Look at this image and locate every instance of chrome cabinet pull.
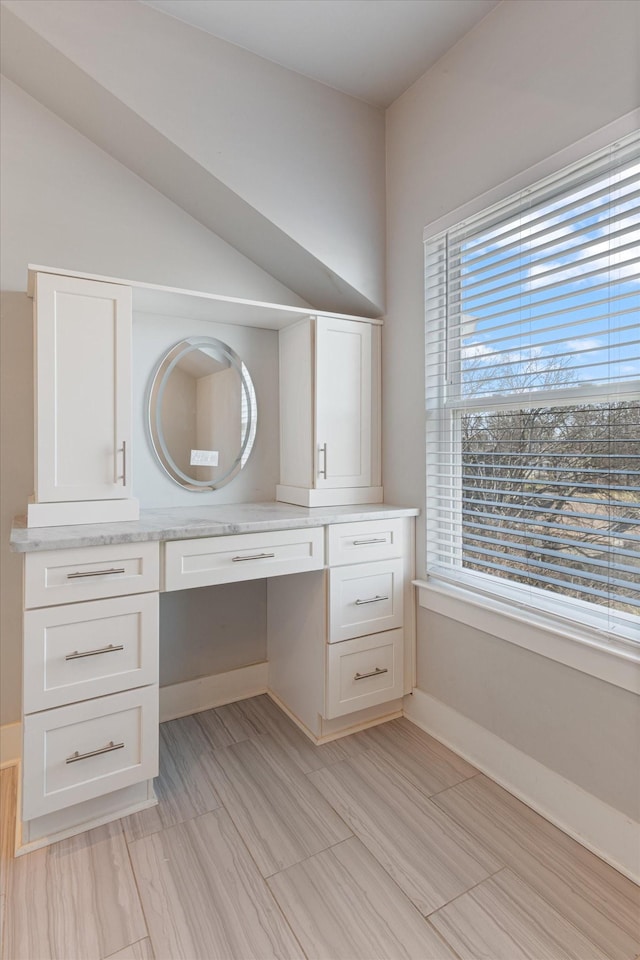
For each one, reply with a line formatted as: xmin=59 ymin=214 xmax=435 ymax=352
xmin=65 ymin=643 xmax=124 ymax=661
xmin=67 ymin=568 xmax=125 ymax=580
xmin=353 ymin=537 xmax=388 ymax=545
xmin=231 ymin=552 xmax=276 ymax=562
xmin=318 ymin=442 xmax=327 ymax=479
xmin=118 ymin=440 xmax=127 ymax=487
xmin=354 ymin=667 xmax=388 ymax=681
xmin=354 ymin=595 xmax=389 ymax=605
xmin=66 ymin=740 xmax=124 ymax=764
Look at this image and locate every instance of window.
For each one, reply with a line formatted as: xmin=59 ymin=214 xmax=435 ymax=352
xmin=424 ymin=132 xmax=640 ymax=644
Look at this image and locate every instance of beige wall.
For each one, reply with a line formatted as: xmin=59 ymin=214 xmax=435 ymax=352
xmin=418 ymin=609 xmax=640 ymax=821
xmin=384 ymin=0 xmax=640 ymax=817
xmin=0 ymin=79 xmax=301 ymax=725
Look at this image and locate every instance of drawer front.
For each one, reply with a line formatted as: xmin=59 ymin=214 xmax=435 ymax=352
xmin=325 ymin=629 xmax=403 ymax=719
xmin=23 ymin=593 xmax=159 ymax=713
xmin=22 ymin=686 xmax=158 ymax=821
xmin=163 ymin=528 xmax=325 ymax=590
xmin=327 ymin=519 xmax=405 ymax=566
xmin=329 ymin=558 xmax=403 ymax=643
xmin=25 ymin=542 xmax=160 ymax=609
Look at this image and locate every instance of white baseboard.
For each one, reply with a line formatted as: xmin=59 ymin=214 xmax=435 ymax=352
xmin=0 ymin=721 xmax=21 ymax=768
xmin=403 ymin=688 xmax=640 ymax=884
xmin=159 ymin=662 xmax=268 ymax=722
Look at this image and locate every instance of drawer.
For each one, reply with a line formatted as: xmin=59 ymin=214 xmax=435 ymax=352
xmin=328 ymin=558 xmax=403 ymax=643
xmin=163 ymin=528 xmax=325 ymax=590
xmin=327 ymin=519 xmax=405 ymax=565
xmin=25 ymin=542 xmax=159 ymax=609
xmin=22 ymin=685 xmax=158 ymax=821
xmin=325 ymin=629 xmax=403 ymax=719
xmin=23 ymin=593 xmax=159 ymax=713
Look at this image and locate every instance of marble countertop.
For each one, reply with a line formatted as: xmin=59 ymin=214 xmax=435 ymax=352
xmin=10 ymin=502 xmax=419 ymax=552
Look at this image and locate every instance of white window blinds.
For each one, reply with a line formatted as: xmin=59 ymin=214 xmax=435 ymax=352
xmin=425 ymin=131 xmax=640 ymax=640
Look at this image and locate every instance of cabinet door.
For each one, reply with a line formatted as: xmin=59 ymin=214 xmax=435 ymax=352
xmin=35 ymin=273 xmax=132 ymax=503
xmin=315 ymin=317 xmax=372 ymax=489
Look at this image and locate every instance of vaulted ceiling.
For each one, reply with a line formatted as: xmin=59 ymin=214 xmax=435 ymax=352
xmin=1 ymin=0 xmax=498 ymax=314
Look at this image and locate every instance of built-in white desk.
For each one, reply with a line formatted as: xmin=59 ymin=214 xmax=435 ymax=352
xmin=10 ymin=502 xmax=418 ymax=852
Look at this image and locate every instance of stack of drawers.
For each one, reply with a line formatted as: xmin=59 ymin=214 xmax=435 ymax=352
xmin=21 ymin=542 xmax=159 ymax=823
xmin=325 ymin=519 xmax=405 ymax=719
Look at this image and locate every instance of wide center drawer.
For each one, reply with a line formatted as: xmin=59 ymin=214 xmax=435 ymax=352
xmin=23 ymin=593 xmax=159 ymax=713
xmin=163 ymin=527 xmax=325 ymax=590
xmin=22 ymin=685 xmax=158 ymax=821
xmin=25 ymin=542 xmax=160 ymax=609
xmin=328 ymin=558 xmax=404 ymax=643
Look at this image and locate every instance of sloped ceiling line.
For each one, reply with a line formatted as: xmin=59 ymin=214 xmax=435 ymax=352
xmin=0 ymin=3 xmax=382 ymax=315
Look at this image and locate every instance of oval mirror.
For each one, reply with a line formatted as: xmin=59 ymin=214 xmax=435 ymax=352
xmin=148 ymin=337 xmax=257 ymax=490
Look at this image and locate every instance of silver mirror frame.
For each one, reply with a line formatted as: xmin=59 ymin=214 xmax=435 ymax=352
xmin=147 ymin=336 xmax=257 ymax=491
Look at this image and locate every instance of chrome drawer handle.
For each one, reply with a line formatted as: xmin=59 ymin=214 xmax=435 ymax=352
xmin=66 ymin=740 xmax=124 ymax=764
xmin=232 ymin=552 xmax=276 ymax=562
xmin=354 ymin=595 xmax=389 ymax=605
xmin=67 ymin=568 xmax=125 ymax=580
xmin=352 ymin=538 xmax=388 ymax=545
xmin=65 ymin=643 xmax=124 ymax=661
xmin=354 ymin=667 xmax=388 ymax=681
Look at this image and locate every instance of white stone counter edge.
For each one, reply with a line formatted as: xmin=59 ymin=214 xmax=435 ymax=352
xmin=10 ymin=502 xmax=420 ymax=553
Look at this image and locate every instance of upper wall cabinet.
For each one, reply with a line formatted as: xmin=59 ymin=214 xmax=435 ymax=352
xmin=27 ymin=273 xmax=139 ymax=527
xmin=277 ymin=316 xmax=382 ymax=507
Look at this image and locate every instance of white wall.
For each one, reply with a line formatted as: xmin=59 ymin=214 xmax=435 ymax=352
xmin=2 ymin=0 xmax=386 ymax=313
xmin=384 ymin=0 xmax=640 ymax=818
xmin=0 ymin=78 xmax=307 ymax=726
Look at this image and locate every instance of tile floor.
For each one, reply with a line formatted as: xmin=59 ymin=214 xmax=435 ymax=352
xmin=1 ymin=694 xmax=638 ymax=959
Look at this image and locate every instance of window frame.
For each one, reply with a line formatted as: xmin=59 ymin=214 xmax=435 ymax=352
xmin=421 ymin=119 xmax=640 ymax=676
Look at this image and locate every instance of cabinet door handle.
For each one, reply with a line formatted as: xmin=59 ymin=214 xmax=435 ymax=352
xmin=318 ymin=442 xmax=327 ymax=479
xmin=118 ymin=440 xmax=127 ymax=487
xmin=67 ymin=568 xmax=126 ymax=580
xmin=66 ymin=740 xmax=125 ymax=764
xmin=354 ymin=595 xmax=389 ymax=605
xmin=354 ymin=667 xmax=388 ymax=681
xmin=231 ymin=552 xmax=276 ymax=562
xmin=353 ymin=537 xmax=387 ymax=545
xmin=65 ymin=643 xmax=124 ymax=661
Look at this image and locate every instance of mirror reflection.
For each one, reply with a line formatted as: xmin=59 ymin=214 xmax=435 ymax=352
xmin=148 ymin=337 xmax=257 ymax=490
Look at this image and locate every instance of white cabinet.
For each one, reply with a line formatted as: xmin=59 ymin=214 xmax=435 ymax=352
xmin=27 ymin=272 xmax=139 ymax=527
xmin=267 ymin=516 xmax=415 ymax=737
xmin=20 ymin=542 xmax=159 ymax=851
xmin=277 ymin=316 xmax=382 ymax=507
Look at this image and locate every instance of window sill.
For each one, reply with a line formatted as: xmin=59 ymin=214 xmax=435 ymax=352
xmin=415 ymin=578 xmax=640 ymax=695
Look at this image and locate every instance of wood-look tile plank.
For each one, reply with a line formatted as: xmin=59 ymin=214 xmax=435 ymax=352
xmin=129 ymin=808 xmax=303 ymax=960
xmin=359 ymin=717 xmax=478 ymax=796
xmin=430 ymin=867 xmax=609 ymax=959
xmin=436 ymin=869 xmax=607 ymax=960
xmin=122 ymin=714 xmax=221 ymax=842
xmin=268 ymin=836 xmax=458 ymax=959
xmin=192 ymin=703 xmax=257 ymax=748
xmin=433 ymin=775 xmax=640 ymax=960
xmin=212 ymin=734 xmax=352 ymax=876
xmin=0 ymin=766 xmax=17 ymax=899
xmin=0 ymin=893 xmax=5 ymax=960
xmin=5 ymin=821 xmax=146 ymax=960
xmin=103 ymin=937 xmax=155 ymax=960
xmin=222 ymin=694 xmax=367 ymax=772
xmin=308 ymin=752 xmax=502 ymax=915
